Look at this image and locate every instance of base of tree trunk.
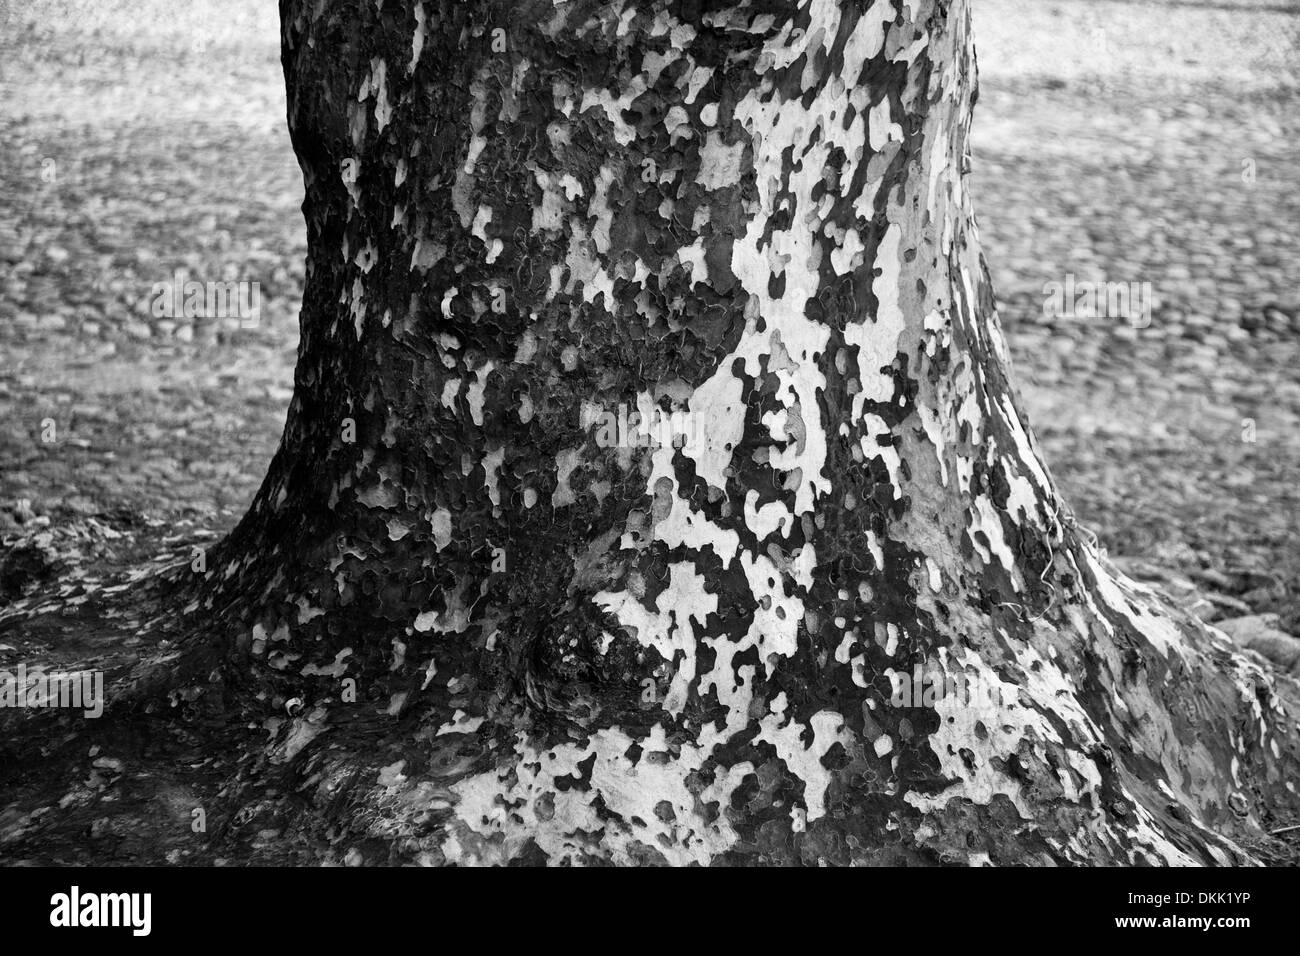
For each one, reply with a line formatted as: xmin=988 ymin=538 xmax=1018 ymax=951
xmin=1 ymin=515 xmax=1298 ymax=866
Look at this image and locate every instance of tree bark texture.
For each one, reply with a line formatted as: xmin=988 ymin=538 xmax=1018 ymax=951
xmin=72 ymin=0 xmax=1300 ymax=864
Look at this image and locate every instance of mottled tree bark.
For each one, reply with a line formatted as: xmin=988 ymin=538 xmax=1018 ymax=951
xmin=29 ymin=0 xmax=1299 ymax=865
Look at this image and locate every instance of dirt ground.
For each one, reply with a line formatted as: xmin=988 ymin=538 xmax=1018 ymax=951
xmin=1 ymin=0 xmax=1298 ymax=635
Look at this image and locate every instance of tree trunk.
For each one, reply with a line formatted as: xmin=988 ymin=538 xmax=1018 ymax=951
xmin=5 ymin=0 xmax=1299 ymax=866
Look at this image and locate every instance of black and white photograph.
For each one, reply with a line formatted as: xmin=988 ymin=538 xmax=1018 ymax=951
xmin=0 ymin=0 xmax=1297 ymax=931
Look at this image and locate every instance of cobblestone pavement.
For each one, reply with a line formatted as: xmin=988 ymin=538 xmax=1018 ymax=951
xmin=1 ymin=0 xmax=1299 ymax=628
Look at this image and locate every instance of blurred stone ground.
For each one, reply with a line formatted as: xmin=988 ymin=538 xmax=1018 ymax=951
xmin=1 ymin=0 xmax=1298 ymax=632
